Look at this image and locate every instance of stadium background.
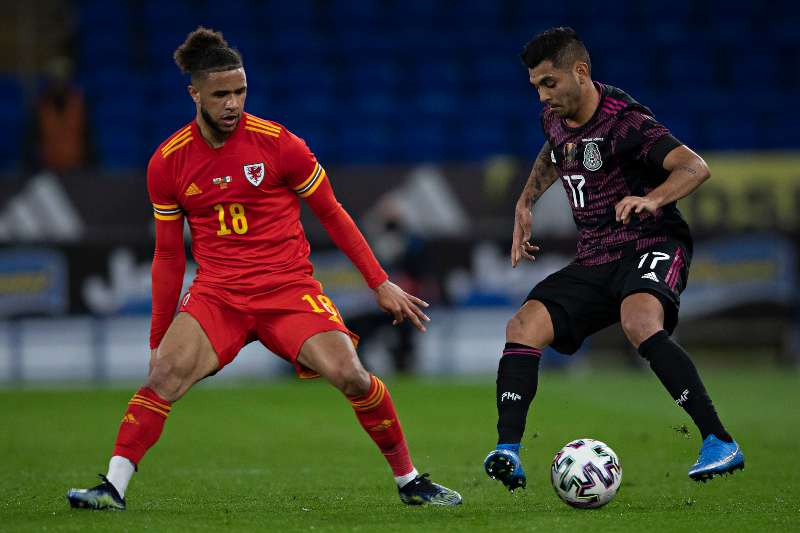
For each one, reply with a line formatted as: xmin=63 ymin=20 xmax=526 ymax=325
xmin=1 ymin=2 xmax=799 ymax=531
xmin=0 ymin=0 xmax=798 ymax=382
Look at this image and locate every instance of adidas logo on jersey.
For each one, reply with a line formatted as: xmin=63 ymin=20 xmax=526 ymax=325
xmin=641 ymin=272 xmax=660 ymax=282
xmin=185 ymin=182 xmax=203 ymax=196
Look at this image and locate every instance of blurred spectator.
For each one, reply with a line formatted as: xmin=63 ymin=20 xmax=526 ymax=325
xmin=348 ymin=216 xmax=434 ymax=374
xmin=33 ymin=56 xmax=89 ymax=174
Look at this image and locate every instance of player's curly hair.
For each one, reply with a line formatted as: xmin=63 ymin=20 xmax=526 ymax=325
xmin=173 ymin=26 xmax=243 ymax=79
xmin=520 ymin=27 xmax=591 ymax=73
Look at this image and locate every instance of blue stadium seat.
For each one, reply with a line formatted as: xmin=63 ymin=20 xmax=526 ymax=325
xmin=704 ymin=112 xmax=759 ymax=151
xmin=334 ymin=122 xmax=393 ymax=164
xmin=72 ymin=0 xmax=797 ymax=166
xmin=760 ymin=111 xmax=795 ymax=150
xmin=345 ymin=64 xmax=400 ymax=93
xmin=0 ymin=76 xmax=22 ymax=171
xmin=256 ymin=0 xmax=317 ymax=27
xmin=457 ymin=113 xmax=514 ymax=161
xmin=661 ymin=45 xmax=715 ymax=89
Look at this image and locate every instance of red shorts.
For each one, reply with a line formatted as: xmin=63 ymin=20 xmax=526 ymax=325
xmin=179 ymin=278 xmax=358 ymax=378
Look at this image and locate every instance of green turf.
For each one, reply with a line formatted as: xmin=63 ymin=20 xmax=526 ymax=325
xmin=1 ymin=369 xmax=797 ymax=532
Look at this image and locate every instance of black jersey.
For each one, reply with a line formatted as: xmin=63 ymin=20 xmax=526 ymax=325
xmin=541 ymin=82 xmax=692 ymax=265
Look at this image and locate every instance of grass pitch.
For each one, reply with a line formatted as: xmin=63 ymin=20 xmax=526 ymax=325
xmin=1 ymin=368 xmax=797 ymax=532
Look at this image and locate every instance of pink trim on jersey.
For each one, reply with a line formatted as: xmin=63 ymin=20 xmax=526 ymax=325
xmin=665 ymin=247 xmax=686 ymax=289
xmin=605 ymin=97 xmax=627 ymax=107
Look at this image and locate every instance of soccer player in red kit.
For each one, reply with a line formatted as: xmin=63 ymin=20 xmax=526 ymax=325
xmin=67 ymin=27 xmax=461 ymax=509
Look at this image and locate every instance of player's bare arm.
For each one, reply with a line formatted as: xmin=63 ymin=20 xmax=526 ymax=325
xmin=512 ymin=141 xmax=559 ymax=267
xmin=615 ymin=145 xmax=710 ymax=224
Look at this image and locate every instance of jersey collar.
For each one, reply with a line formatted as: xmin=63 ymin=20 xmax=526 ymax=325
xmin=192 ymin=114 xmax=245 ymax=155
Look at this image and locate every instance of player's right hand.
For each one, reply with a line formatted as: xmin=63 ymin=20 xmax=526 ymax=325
xmin=373 ymin=280 xmax=431 ymax=332
xmin=511 ymin=204 xmax=540 ymax=267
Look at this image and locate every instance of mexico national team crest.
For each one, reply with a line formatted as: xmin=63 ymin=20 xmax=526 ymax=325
xmin=583 ymin=142 xmax=602 ymax=171
xmin=243 ymin=162 xmax=265 ymax=187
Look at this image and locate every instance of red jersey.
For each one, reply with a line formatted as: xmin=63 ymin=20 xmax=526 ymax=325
xmin=149 ymin=113 xmax=330 ymax=292
xmin=146 ymin=113 xmax=387 ymax=348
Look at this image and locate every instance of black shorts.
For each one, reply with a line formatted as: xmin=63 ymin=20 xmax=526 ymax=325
xmin=526 ymin=240 xmax=690 ymax=355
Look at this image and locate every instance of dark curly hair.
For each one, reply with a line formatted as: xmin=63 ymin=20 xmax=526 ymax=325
xmin=520 ymin=27 xmax=591 ymax=74
xmin=173 ymin=26 xmax=243 ymax=80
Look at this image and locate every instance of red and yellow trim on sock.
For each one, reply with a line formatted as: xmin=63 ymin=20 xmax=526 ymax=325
xmin=128 ymin=393 xmax=172 ymax=418
xmin=349 ymin=375 xmax=387 ymax=413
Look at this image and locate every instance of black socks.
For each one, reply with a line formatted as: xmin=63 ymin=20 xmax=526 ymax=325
xmin=496 ymin=343 xmax=542 ymax=444
xmin=638 ymin=330 xmax=732 ymax=442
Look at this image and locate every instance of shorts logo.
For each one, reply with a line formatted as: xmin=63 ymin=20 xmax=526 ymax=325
xmin=641 ymin=271 xmax=660 ymax=283
xmin=583 ymin=142 xmax=602 ymax=171
xmin=244 ymin=162 xmax=265 ymax=187
xmin=182 ymin=292 xmax=191 ymax=307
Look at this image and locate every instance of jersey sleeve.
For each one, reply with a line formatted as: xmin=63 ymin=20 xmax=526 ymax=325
xmin=146 ymin=153 xmax=186 ymax=349
xmin=147 ymin=155 xmax=183 ymax=221
xmin=615 ymin=111 xmax=683 ymax=168
xmin=279 ymin=130 xmax=327 ymax=199
xmin=279 ymin=130 xmax=388 ymax=288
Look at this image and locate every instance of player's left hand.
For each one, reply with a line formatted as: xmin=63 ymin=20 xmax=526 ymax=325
xmin=614 ymin=196 xmax=660 ymax=225
xmin=373 ymin=280 xmax=431 ymax=332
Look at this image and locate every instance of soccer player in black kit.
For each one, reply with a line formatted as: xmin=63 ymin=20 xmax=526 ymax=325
xmin=483 ymin=27 xmax=744 ymax=491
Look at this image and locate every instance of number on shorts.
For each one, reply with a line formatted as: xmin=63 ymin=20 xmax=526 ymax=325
xmin=637 ymin=252 xmax=671 ymax=270
xmin=302 ymin=293 xmax=343 ymax=324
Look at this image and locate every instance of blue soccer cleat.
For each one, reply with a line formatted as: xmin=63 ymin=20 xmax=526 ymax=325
xmin=688 ymin=435 xmax=744 ymax=482
xmin=66 ymin=474 xmax=126 ymax=510
xmin=484 ymin=444 xmax=527 ymax=491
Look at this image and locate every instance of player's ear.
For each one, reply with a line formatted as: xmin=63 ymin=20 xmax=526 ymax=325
xmin=574 ymin=62 xmax=589 ymax=84
xmin=188 ymin=84 xmax=200 ymax=104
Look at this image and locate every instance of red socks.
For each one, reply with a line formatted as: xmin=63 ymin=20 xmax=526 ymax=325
xmin=113 ymin=387 xmax=172 ymax=466
xmin=348 ymin=375 xmax=414 ymax=477
xmin=112 ymin=379 xmax=411 ymax=477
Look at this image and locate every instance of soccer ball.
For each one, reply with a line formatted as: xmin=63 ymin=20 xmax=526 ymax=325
xmin=550 ymin=438 xmax=622 ymax=508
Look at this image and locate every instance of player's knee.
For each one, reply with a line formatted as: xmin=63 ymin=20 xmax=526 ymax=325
xmin=334 ymin=365 xmax=371 ymax=397
xmin=621 ymin=315 xmax=660 ymax=349
xmin=146 ymin=353 xmax=194 ymax=401
xmin=505 ymin=314 xmax=527 ymax=343
xmin=505 ymin=305 xmax=551 ymax=348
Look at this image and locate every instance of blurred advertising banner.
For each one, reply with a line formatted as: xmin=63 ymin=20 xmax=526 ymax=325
xmin=0 ymin=248 xmax=67 ymax=316
xmin=679 ymin=152 xmax=800 ymax=233
xmin=1 ymin=154 xmax=799 ymax=245
xmin=681 ymin=233 xmax=797 ymax=318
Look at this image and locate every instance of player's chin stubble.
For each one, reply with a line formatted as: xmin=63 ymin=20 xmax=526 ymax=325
xmin=200 ymin=106 xmax=230 ymax=134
